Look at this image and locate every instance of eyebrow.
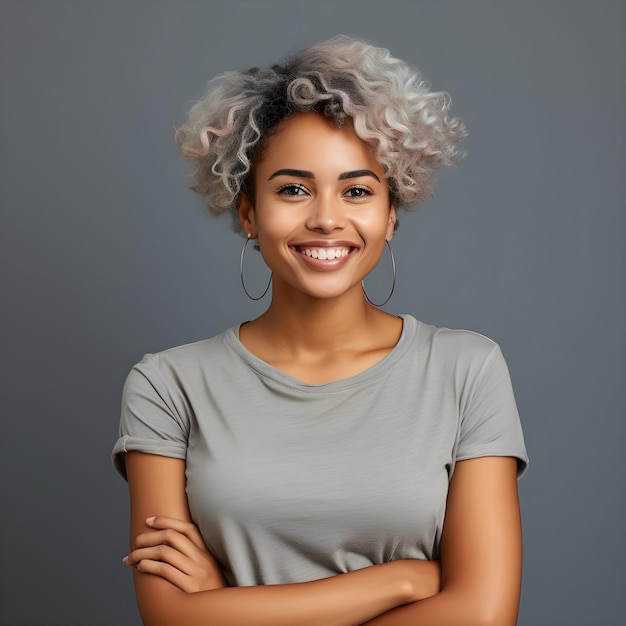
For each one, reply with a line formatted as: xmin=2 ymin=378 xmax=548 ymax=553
xmin=268 ymin=168 xmax=314 ymax=180
xmin=268 ymin=168 xmax=381 ymax=182
xmin=338 ymin=169 xmax=381 ymax=183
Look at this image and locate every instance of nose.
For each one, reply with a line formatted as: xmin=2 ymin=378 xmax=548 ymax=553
xmin=305 ymin=194 xmax=346 ymax=233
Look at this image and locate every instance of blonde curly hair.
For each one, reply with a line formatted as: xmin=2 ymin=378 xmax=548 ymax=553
xmin=175 ymin=35 xmax=466 ymax=233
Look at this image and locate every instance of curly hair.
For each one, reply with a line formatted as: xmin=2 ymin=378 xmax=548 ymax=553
xmin=175 ymin=35 xmax=466 ymax=233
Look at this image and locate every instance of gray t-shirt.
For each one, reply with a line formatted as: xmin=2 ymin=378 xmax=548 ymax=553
xmin=113 ymin=315 xmax=527 ymax=587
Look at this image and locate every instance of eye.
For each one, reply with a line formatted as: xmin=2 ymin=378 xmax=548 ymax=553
xmin=277 ymin=183 xmax=309 ymax=197
xmin=344 ymin=186 xmax=373 ymax=199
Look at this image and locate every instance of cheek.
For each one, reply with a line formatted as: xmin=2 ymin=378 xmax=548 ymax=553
xmin=255 ymin=209 xmax=298 ymax=253
xmin=352 ymin=211 xmax=392 ymax=235
xmin=257 ymin=213 xmax=293 ymax=240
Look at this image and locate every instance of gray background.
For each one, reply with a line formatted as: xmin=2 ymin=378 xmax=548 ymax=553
xmin=1 ymin=1 xmax=624 ymax=625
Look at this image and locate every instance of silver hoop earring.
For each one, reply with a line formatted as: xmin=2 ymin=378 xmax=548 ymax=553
xmin=240 ymin=233 xmax=272 ymax=300
xmin=362 ymin=240 xmax=396 ymax=307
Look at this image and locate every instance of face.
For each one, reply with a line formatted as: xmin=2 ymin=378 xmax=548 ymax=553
xmin=239 ymin=111 xmax=396 ymax=302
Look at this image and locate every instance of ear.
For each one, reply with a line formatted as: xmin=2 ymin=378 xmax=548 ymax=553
xmin=238 ymin=193 xmax=256 ymax=235
xmin=385 ymin=206 xmax=397 ymax=241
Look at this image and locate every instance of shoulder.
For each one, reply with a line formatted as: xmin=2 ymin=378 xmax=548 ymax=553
xmin=121 ymin=326 xmax=244 ymax=404
xmin=404 ymin=315 xmax=500 ymax=367
xmin=400 ymin=316 xmax=513 ymax=396
xmin=129 ymin=325 xmax=239 ymax=380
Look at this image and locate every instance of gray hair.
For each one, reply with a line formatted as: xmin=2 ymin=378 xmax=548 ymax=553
xmin=175 ymin=35 xmax=466 ymax=233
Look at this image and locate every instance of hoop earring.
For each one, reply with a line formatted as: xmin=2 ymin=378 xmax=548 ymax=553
xmin=240 ymin=233 xmax=272 ymax=301
xmin=362 ymin=240 xmax=396 ymax=307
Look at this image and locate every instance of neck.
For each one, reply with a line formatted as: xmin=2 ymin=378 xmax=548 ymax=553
xmin=255 ymin=284 xmax=385 ymax=355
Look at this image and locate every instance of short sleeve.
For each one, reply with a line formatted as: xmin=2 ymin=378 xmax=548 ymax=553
xmin=456 ymin=344 xmax=528 ymax=477
xmin=112 ymin=354 xmax=189 ymax=480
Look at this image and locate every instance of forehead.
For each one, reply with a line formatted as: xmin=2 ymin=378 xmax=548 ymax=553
xmin=255 ymin=111 xmax=384 ymax=177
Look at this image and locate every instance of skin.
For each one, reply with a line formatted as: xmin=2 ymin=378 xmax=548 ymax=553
xmin=123 ymin=112 xmax=523 ymax=625
xmin=238 ymin=112 xmax=401 ymax=384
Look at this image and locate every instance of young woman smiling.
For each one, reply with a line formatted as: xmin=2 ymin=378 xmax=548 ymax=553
xmin=114 ymin=36 xmax=528 ymax=626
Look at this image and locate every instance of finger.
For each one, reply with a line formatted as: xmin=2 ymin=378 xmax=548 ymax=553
xmin=134 ymin=529 xmax=208 ymax=564
xmin=134 ymin=528 xmax=220 ymax=567
xmin=145 ymin=516 xmax=209 ymax=552
xmin=133 ymin=557 xmax=198 ymax=593
xmin=125 ymin=544 xmax=194 ymax=576
xmin=135 ymin=528 xmax=194 ymax=552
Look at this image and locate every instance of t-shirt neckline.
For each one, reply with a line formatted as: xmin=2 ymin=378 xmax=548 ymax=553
xmin=225 ymin=314 xmax=418 ymax=394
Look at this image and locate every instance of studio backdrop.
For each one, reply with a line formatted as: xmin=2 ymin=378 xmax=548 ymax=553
xmin=1 ymin=1 xmax=624 ymax=625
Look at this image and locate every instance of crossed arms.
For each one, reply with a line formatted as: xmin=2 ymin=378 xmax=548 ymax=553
xmin=124 ymin=451 xmax=522 ymax=626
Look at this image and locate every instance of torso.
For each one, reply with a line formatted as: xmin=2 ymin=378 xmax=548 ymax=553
xmin=115 ymin=315 xmax=527 ymax=586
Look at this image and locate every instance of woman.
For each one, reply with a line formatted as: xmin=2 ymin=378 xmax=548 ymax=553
xmin=114 ymin=35 xmax=528 ymax=625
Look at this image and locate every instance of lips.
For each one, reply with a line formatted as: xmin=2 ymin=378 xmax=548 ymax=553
xmin=290 ymin=243 xmax=358 ymax=267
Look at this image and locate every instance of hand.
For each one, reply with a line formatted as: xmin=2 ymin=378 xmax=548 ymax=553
xmin=123 ymin=515 xmax=227 ymax=593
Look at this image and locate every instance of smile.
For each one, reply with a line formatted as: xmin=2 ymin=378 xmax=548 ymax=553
xmin=297 ymin=246 xmax=352 ymax=260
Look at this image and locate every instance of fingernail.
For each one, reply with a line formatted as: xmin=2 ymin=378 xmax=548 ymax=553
xmin=146 ymin=516 xmax=156 ymax=525
xmin=122 ymin=555 xmax=129 ymax=564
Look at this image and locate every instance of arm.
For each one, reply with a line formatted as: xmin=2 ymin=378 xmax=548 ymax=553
xmin=362 ymin=456 xmax=522 ymax=626
xmin=124 ymin=451 xmax=440 ymax=626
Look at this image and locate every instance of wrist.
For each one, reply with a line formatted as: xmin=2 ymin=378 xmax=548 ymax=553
xmin=389 ymin=560 xmax=441 ymax=604
xmin=376 ymin=561 xmax=419 ymax=605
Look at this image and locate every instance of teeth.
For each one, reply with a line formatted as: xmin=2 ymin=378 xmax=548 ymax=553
xmin=301 ymin=247 xmax=350 ymax=260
